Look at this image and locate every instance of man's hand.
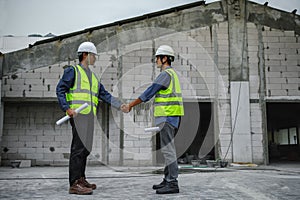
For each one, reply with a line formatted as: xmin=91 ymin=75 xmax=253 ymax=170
xmin=121 ymin=104 xmax=130 ymax=113
xmin=120 ymin=98 xmax=142 ymax=113
xmin=66 ymin=108 xmax=77 ymax=118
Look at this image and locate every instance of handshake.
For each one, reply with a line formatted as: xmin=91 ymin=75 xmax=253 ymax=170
xmin=120 ymin=98 xmax=142 ymax=113
xmin=120 ymin=104 xmax=131 ymax=113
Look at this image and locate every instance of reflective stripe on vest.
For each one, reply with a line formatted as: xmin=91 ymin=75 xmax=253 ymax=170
xmin=66 ymin=65 xmax=99 ymax=115
xmin=154 ymin=68 xmax=184 ymax=117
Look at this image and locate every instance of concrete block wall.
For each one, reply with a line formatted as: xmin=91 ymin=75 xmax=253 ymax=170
xmin=250 ymin=103 xmax=264 ymax=163
xmin=1 ymin=101 xmax=104 ymax=166
xmin=2 ymin=18 xmax=299 ymax=165
xmin=263 ymin=27 xmax=300 ymax=97
xmin=218 ymin=100 xmax=232 ymax=161
xmin=122 ymin=102 xmax=153 ymax=166
xmin=1 ymin=22 xmax=234 ymax=166
xmin=1 ymin=102 xmax=70 ymax=166
xmin=1 ymin=60 xmax=106 ymax=166
xmin=1 ymin=61 xmax=72 ymax=98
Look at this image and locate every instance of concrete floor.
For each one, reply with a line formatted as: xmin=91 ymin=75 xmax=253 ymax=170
xmin=0 ymin=163 xmax=299 ymax=199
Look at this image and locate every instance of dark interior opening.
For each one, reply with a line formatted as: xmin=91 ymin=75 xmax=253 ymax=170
xmin=267 ymin=103 xmax=300 ymax=162
xmin=155 ymin=102 xmax=214 ymax=164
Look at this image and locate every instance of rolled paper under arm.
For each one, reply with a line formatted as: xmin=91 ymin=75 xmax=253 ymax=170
xmin=144 ymin=127 xmax=160 ymax=132
xmin=56 ymin=103 xmax=89 ymax=125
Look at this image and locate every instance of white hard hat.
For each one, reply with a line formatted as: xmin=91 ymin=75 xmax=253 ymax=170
xmin=77 ymin=41 xmax=98 ymax=55
xmin=155 ymin=45 xmax=175 ymax=60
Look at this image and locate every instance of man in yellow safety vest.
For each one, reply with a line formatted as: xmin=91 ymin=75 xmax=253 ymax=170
xmin=125 ymin=45 xmax=184 ymax=194
xmin=56 ymin=41 xmax=127 ymax=195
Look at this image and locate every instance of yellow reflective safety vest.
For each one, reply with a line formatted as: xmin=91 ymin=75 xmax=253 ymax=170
xmin=66 ymin=65 xmax=99 ymax=115
xmin=154 ymin=68 xmax=184 ymax=117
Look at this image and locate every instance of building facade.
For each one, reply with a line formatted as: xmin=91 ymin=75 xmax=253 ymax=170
xmin=0 ymin=0 xmax=299 ymax=166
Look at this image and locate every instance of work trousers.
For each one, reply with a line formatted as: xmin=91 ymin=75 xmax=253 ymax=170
xmin=159 ymin=122 xmax=179 ymax=183
xmin=69 ymin=118 xmax=91 ymax=186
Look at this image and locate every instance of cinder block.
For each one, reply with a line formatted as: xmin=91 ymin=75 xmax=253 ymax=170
xmin=287 ymin=90 xmax=300 ymax=96
xmin=25 ymin=91 xmax=43 ymax=97
xmin=133 ymin=152 xmax=151 ymax=160
xmin=270 ymin=90 xmax=287 ymax=96
xmin=19 ymin=160 xmax=31 ymax=168
xmin=285 ymin=43 xmax=300 ymax=48
xmin=266 ymin=72 xmax=281 ymax=78
xmin=279 ymin=37 xmax=296 ymax=43
xmin=284 ymin=31 xmax=295 ymax=37
xmin=280 ymin=48 xmax=297 ymax=54
xmin=263 ymin=36 xmax=279 ymax=43
xmin=266 ymin=30 xmax=284 ymax=37
xmin=267 ymin=42 xmax=285 ymax=48
xmin=267 ymin=84 xmax=281 ymax=89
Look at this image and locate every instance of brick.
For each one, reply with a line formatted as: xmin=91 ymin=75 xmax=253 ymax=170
xmin=270 ymin=90 xmax=287 ymax=96
xmin=267 ymin=54 xmax=286 ymax=60
xmin=4 ymin=91 xmax=23 ymax=97
xmin=267 ymin=84 xmax=281 ymax=89
xmin=25 ymin=142 xmax=43 ymax=148
xmin=2 ymin=135 xmax=18 ymax=142
xmin=266 ymin=30 xmax=284 ymax=37
xmin=6 ymin=79 xmax=25 ymax=85
xmin=266 ymin=72 xmax=281 ymax=77
xmin=284 ymin=31 xmax=295 ymax=36
xmin=279 ymin=37 xmax=297 ymax=43
xmin=264 ymin=48 xmax=280 ymax=55
xmin=37 ymin=136 xmax=55 ymax=142
xmin=25 ymin=91 xmax=43 ymax=97
xmin=281 ymin=84 xmax=298 ymax=89
xmin=133 ymin=153 xmax=151 ymax=160
xmin=266 ymin=65 xmax=286 ymax=73
xmin=280 ymin=49 xmax=297 ymax=55
xmin=267 ymin=43 xmax=285 ymax=48
xmin=285 ymin=43 xmax=300 ymax=48
xmin=286 ymin=55 xmax=300 ymax=60
xmin=18 ymin=148 xmax=36 ymax=153
xmin=124 ymin=141 xmax=134 ymax=147
xmin=286 ymin=66 xmax=299 ymax=72
xmin=19 ymin=136 xmax=37 ymax=142
xmin=265 ymin=60 xmax=280 ymax=66
xmin=282 ymin=72 xmax=299 ymax=78
xmin=19 ymin=160 xmax=31 ymax=168
xmin=43 ymin=141 xmax=62 ymax=148
xmin=51 ymin=148 xmax=69 ymax=153
xmin=26 ymin=153 xmax=44 ymax=159
xmin=263 ymin=36 xmax=279 ymax=43
xmin=288 ymin=90 xmax=300 ymax=95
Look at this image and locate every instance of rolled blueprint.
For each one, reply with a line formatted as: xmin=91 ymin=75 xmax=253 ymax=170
xmin=144 ymin=127 xmax=160 ymax=132
xmin=56 ymin=103 xmax=89 ymax=125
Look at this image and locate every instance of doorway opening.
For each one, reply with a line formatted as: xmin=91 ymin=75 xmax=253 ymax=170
xmin=155 ymin=102 xmax=214 ymax=164
xmin=267 ymin=103 xmax=300 ymax=162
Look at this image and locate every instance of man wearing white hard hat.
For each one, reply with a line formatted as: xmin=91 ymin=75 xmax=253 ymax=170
xmin=56 ymin=41 xmax=127 ymax=195
xmin=125 ymin=45 xmax=184 ymax=194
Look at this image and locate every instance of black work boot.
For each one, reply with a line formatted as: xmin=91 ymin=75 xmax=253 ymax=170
xmin=156 ymin=181 xmax=179 ymax=194
xmin=152 ymin=179 xmax=167 ymax=190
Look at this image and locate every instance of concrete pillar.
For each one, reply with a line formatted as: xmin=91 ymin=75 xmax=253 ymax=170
xmin=230 ymin=82 xmax=252 ymax=162
xmin=227 ymin=0 xmax=253 ymax=162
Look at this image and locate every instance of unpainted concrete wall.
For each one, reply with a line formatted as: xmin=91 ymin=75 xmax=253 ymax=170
xmin=0 ymin=1 xmax=299 ymax=166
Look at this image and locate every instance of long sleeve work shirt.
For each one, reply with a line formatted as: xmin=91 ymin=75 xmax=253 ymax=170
xmin=56 ymin=65 xmax=122 ymax=112
xmin=138 ymin=66 xmax=180 ymax=128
